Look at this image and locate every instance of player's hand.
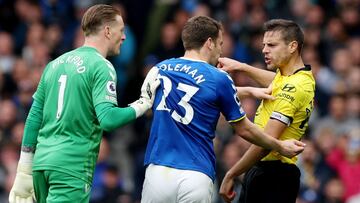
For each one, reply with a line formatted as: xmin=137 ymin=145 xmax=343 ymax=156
xmin=219 ymin=175 xmax=236 ymax=203
xmin=278 ymin=139 xmax=306 ymax=158
xmin=217 ymin=57 xmax=243 ymax=72
xmin=9 ymin=152 xmax=35 ymax=203
xmin=249 ymin=87 xmax=275 ymax=100
xmin=130 ymin=67 xmax=160 ymax=117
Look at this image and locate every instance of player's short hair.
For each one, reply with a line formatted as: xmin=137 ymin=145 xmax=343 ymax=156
xmin=264 ymin=19 xmax=304 ymax=53
xmin=81 ymin=4 xmax=121 ymax=36
xmin=181 ymin=16 xmax=223 ymax=51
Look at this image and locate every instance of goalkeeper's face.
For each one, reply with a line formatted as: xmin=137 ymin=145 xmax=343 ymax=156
xmin=262 ymin=30 xmax=292 ymax=71
xmin=108 ymin=15 xmax=126 ymax=56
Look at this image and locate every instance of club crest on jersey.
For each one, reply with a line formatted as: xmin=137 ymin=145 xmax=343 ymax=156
xmin=281 ymin=84 xmax=296 ymax=92
xmin=106 ymin=81 xmax=116 ymax=95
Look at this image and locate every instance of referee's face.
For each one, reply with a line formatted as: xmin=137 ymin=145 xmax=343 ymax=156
xmin=262 ymin=31 xmax=292 ymax=71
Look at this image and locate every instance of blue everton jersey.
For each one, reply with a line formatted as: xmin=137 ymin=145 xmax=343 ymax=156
xmin=144 ymin=58 xmax=246 ymax=180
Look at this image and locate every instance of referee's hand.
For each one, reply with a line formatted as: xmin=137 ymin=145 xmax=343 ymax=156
xmin=219 ymin=175 xmax=236 ymax=203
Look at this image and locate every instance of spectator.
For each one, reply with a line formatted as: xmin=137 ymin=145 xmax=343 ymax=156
xmin=297 ymin=139 xmax=336 ymax=203
xmin=314 ymin=94 xmax=359 ymax=138
xmin=326 ymin=128 xmax=360 ymax=201
xmin=0 ymin=32 xmax=15 ymax=73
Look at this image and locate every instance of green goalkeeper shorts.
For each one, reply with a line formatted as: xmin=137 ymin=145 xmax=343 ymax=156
xmin=33 ymin=170 xmax=91 ymax=203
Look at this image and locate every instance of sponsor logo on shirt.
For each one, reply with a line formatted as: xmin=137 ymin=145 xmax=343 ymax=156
xmin=276 ymin=92 xmax=295 ymax=102
xmin=281 ymin=84 xmax=296 ymax=92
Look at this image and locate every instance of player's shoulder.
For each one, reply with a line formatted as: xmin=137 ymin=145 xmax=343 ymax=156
xmin=156 ymin=57 xmax=226 ymax=75
xmin=155 ymin=57 xmax=211 ymax=67
xmin=292 ymin=65 xmax=315 ymax=92
xmin=197 ymin=64 xmax=234 ymax=88
xmin=218 ymin=68 xmax=231 ymax=76
xmin=193 ymin=62 xmax=232 ymax=84
xmin=94 ymin=53 xmax=115 ymax=72
xmin=277 ymin=65 xmax=314 ymax=91
xmin=276 ymin=65 xmax=315 ymax=104
xmin=153 ymin=58 xmax=175 ymax=69
xmin=74 ymin=46 xmax=115 ymax=71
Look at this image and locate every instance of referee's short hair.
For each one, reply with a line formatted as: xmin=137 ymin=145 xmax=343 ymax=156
xmin=264 ymin=19 xmax=304 ymax=53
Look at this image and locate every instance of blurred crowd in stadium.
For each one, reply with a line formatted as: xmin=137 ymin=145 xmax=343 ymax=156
xmin=0 ymin=0 xmax=359 ymax=202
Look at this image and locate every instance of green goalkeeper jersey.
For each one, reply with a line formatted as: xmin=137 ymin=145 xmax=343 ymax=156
xmin=32 ymin=46 xmax=118 ymax=184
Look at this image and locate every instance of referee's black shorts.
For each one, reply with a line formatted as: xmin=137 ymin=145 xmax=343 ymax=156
xmin=239 ymin=160 xmax=300 ymax=203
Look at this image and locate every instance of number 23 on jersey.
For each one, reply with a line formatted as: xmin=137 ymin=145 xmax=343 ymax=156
xmin=156 ymin=74 xmax=199 ymax=125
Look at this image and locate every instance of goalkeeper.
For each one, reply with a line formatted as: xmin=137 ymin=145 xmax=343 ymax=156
xmin=8 ymin=4 xmax=159 ymax=203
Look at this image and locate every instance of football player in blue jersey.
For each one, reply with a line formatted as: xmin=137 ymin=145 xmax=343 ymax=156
xmin=140 ymin=16 xmax=305 ymax=203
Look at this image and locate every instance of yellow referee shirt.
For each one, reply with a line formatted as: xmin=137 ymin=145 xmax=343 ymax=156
xmin=254 ymin=65 xmax=315 ymax=164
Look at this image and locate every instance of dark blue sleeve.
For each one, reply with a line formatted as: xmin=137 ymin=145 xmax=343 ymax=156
xmin=216 ymin=72 xmax=246 ymax=122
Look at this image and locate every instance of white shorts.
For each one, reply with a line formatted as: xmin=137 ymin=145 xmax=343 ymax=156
xmin=141 ymin=164 xmax=213 ymax=203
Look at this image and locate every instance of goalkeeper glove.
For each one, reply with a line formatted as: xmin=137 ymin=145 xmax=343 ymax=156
xmin=130 ymin=67 xmax=160 ymax=118
xmin=9 ymin=151 xmax=35 ymax=203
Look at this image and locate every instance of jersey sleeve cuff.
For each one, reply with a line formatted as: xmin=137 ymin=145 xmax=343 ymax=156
xmin=228 ymin=114 xmax=246 ymax=123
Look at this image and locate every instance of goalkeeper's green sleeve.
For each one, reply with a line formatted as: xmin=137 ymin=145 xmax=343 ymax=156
xmin=95 ymin=102 xmax=136 ymax=132
xmin=22 ymin=100 xmax=43 ymax=150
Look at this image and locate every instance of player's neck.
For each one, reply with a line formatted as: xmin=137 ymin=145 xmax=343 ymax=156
xmin=280 ymin=56 xmax=304 ymax=76
xmin=183 ymin=50 xmax=209 ymax=63
xmin=83 ymin=37 xmax=108 ymax=57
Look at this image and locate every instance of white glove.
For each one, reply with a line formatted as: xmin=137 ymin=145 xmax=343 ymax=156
xmin=130 ymin=67 xmax=160 ymax=118
xmin=9 ymin=151 xmax=35 ymax=203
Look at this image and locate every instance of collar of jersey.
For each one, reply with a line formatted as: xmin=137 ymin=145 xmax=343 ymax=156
xmin=179 ymin=57 xmax=207 ymax=63
xmin=80 ymin=46 xmax=99 ymax=53
xmin=293 ymin=64 xmax=311 ymax=74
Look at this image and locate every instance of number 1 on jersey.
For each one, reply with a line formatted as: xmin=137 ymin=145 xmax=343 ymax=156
xmin=57 ymin=75 xmax=67 ymax=119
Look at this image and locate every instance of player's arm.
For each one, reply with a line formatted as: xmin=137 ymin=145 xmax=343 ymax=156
xmin=95 ymin=103 xmax=135 ymax=131
xmin=221 ymin=90 xmax=302 ymax=201
xmin=21 ymin=100 xmax=43 ymax=152
xmin=9 ymin=100 xmax=43 ymax=203
xmin=217 ymin=71 xmax=301 ymax=155
xmin=236 ymin=86 xmax=274 ymax=100
xmin=228 ymin=118 xmax=287 ymax=176
xmin=220 ymin=118 xmax=291 ymax=201
xmin=218 ymin=57 xmax=275 ymax=87
xmin=95 ymin=67 xmax=160 ymax=131
xmin=230 ymin=117 xmax=300 ymax=157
